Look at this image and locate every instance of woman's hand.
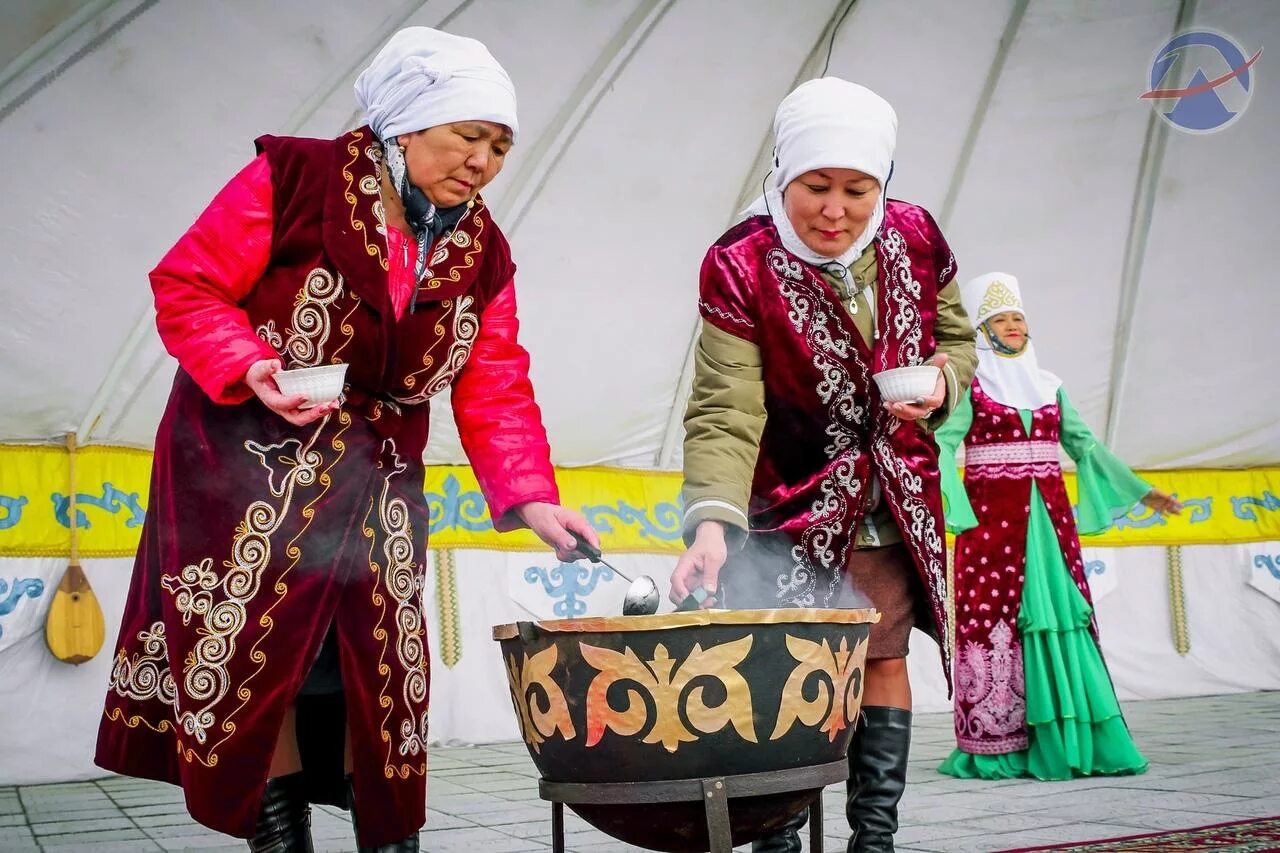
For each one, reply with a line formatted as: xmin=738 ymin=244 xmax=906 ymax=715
xmin=885 ymin=353 xmax=948 ymax=422
xmin=244 ymin=360 xmax=339 ymax=426
xmin=516 ymin=501 xmax=599 ymax=562
xmin=668 ymin=521 xmax=728 ymax=608
xmin=1142 ymin=488 xmax=1184 ymax=516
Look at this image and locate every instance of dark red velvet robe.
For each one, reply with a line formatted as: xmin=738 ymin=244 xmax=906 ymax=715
xmin=699 ymin=202 xmax=956 ymax=680
xmin=96 ymin=127 xmax=557 ymax=846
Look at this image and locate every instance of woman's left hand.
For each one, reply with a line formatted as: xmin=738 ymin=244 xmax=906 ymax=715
xmin=886 ymin=353 xmax=948 ymax=422
xmin=1142 ymin=489 xmax=1184 ymax=516
xmin=515 ymin=501 xmax=601 ymax=562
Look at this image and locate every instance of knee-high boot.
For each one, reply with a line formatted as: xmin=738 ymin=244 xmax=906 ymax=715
xmin=346 ymin=775 xmax=420 ymax=852
xmin=248 ymin=773 xmax=314 ymax=853
xmin=846 ymin=706 xmax=911 ymax=853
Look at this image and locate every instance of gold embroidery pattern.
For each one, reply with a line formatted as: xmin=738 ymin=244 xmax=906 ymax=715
xmin=581 ymin=638 xmax=756 ymax=753
xmin=369 ymin=440 xmax=428 ymax=778
xmin=107 ymin=620 xmax=178 ymax=712
xmin=978 ymin=279 xmax=1021 ymax=319
xmin=396 ymin=295 xmax=479 ymax=404
xmin=166 ymin=558 xmax=216 ymax=624
xmin=160 ymin=432 xmax=322 ymax=752
xmin=770 ymin=635 xmax=865 ymax=743
xmin=343 ymin=131 xmax=388 ymax=270
xmin=103 ymin=705 xmax=175 ymax=734
xmin=202 ymin=411 xmax=350 ymax=766
xmin=505 ymin=645 xmax=576 ymax=753
xmin=362 ymin=143 xmax=386 ymax=240
xmin=284 ymin=268 xmax=344 ymax=367
xmin=257 ymin=319 xmax=283 ymax=350
xmin=420 ymin=204 xmax=485 ymax=293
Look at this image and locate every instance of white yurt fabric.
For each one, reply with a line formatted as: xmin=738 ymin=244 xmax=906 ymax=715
xmin=1 ymin=0 xmax=1276 ymax=465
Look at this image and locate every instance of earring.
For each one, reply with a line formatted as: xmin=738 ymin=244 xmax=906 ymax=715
xmin=398 ymin=143 xmax=406 ymax=156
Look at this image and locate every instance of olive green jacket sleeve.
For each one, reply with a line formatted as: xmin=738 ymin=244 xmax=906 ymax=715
xmin=680 ymin=321 xmax=765 ymax=549
xmin=930 ymin=277 xmax=978 ymax=429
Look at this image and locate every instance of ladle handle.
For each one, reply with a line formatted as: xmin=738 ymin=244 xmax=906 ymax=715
xmin=571 ymin=538 xmax=604 ymax=563
xmin=570 ymin=538 xmax=636 ymax=584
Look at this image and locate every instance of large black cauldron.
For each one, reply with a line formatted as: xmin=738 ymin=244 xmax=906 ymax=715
xmin=493 ymin=609 xmax=877 ymax=851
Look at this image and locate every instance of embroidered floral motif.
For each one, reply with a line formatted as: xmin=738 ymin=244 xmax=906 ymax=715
xmin=256 ymin=319 xmax=283 ymax=350
xmin=880 ymin=228 xmax=923 ymax=368
xmin=419 ymin=205 xmax=485 ymax=293
xmin=766 ymin=248 xmax=865 ymax=607
xmin=159 ymin=432 xmax=323 ymax=752
xmin=343 ymin=131 xmax=388 ymax=271
xmin=977 ymin=279 xmax=1022 ymax=319
xmin=108 ymin=620 xmax=178 ymax=711
xmin=955 ymin=619 xmax=1027 ymax=753
xmin=369 ymin=440 xmax=429 ymax=777
xmin=874 ymin=228 xmax=948 ymax=638
xmin=397 ymin=296 xmax=479 ymax=404
xmin=284 ymin=268 xmax=345 ymax=367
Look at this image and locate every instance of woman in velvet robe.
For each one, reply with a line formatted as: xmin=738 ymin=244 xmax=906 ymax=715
xmin=936 ymin=272 xmax=1180 ymax=782
xmin=670 ymin=78 xmax=977 ymax=853
xmin=95 ymin=28 xmax=597 ymax=853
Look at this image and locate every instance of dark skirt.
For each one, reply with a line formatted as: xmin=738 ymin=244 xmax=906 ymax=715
xmin=841 ymin=544 xmax=925 ymax=660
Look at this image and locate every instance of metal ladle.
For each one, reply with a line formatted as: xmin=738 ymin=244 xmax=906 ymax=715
xmin=571 ymin=539 xmax=661 ymax=616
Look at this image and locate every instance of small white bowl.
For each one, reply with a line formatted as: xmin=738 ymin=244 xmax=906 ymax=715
xmin=274 ymin=363 xmax=349 ymax=409
xmin=872 ymin=365 xmax=940 ymax=403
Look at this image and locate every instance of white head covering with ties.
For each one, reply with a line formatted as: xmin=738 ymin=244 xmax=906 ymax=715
xmin=354 ymin=27 xmax=518 ymax=141
xmin=743 ymin=77 xmax=898 ymax=270
xmin=961 ymin=272 xmax=1062 ymax=411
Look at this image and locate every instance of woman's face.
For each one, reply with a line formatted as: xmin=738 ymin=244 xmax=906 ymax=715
xmin=782 ymin=168 xmax=881 ymax=258
xmin=398 ymin=120 xmax=513 ymax=208
xmin=986 ymin=311 xmax=1028 ymax=352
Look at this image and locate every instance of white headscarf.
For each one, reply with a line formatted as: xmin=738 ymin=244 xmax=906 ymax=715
xmin=961 ymin=272 xmax=1062 ymax=411
xmin=354 ymin=27 xmax=518 ymax=141
xmin=743 ymin=78 xmax=897 ymax=269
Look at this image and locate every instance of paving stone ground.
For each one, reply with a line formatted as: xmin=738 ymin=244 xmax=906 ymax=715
xmin=4 ymin=692 xmax=1277 ymax=852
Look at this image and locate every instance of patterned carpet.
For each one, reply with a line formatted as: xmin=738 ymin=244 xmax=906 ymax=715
xmin=1001 ymin=816 xmax=1280 ymax=852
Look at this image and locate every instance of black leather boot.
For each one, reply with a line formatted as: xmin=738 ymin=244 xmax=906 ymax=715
xmin=248 ymin=773 xmax=314 ymax=853
xmin=751 ymin=807 xmax=806 ymax=852
xmin=846 ymin=706 xmax=911 ymax=853
xmin=347 ymin=775 xmax=420 ymax=853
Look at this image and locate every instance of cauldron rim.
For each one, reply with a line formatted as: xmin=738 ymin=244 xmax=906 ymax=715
xmin=492 ymin=607 xmax=880 ymax=640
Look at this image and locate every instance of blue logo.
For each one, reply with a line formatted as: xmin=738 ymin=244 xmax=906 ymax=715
xmin=1141 ymin=30 xmax=1262 ymax=133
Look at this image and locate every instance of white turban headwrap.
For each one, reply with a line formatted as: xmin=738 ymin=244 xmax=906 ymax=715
xmin=961 ymin=272 xmax=1062 ymax=411
xmin=354 ymin=27 xmax=518 ymax=141
xmin=744 ymin=78 xmax=897 ymax=270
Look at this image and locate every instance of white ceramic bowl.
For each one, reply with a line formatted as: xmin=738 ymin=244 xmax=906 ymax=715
xmin=274 ymin=363 xmax=348 ymax=408
xmin=872 ymin=365 xmax=940 ymax=403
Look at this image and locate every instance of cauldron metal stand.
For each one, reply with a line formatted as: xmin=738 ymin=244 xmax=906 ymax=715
xmin=538 ymin=758 xmax=846 ymax=853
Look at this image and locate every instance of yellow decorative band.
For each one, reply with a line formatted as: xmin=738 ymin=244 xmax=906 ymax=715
xmin=1 ymin=443 xmax=1278 ymax=558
